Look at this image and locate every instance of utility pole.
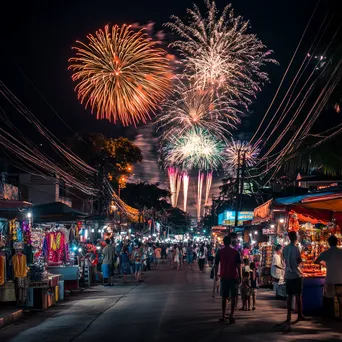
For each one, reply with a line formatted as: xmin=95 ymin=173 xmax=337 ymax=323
xmin=239 ymin=151 xmax=246 ymax=211
xmin=234 ymin=149 xmax=241 ymax=227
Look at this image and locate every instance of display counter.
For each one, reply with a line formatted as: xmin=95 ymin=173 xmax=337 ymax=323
xmin=47 ymin=265 xmax=79 ymax=291
xmin=302 ymin=276 xmax=325 ymax=316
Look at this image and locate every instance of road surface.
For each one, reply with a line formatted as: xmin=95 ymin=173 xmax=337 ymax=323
xmin=1 ymin=265 xmax=341 ymax=342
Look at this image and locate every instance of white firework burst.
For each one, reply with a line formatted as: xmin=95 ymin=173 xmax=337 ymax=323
xmin=162 ymin=127 xmax=224 ymax=171
xmin=166 ymin=0 xmax=277 ymax=109
xmin=156 ymin=79 xmax=240 ymax=140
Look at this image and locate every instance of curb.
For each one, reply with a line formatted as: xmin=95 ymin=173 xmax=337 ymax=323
xmin=0 ymin=309 xmax=23 ymax=329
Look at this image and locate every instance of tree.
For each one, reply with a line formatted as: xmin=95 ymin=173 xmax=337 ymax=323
xmin=64 ymin=133 xmax=142 ymax=215
xmin=66 ymin=133 xmax=142 ymax=187
xmin=167 ymin=207 xmax=191 ymax=234
xmin=121 ymin=182 xmax=191 ymax=233
xmin=120 ymin=182 xmax=170 ymax=210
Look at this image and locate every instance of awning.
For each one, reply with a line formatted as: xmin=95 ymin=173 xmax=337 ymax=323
xmin=289 ymin=206 xmax=332 ymax=225
xmin=298 ymin=197 xmax=342 ymax=211
xmin=274 ymin=191 xmax=336 ymax=205
xmin=32 ymin=202 xmax=87 ymax=223
xmin=253 ymin=199 xmax=272 ymax=223
xmin=0 ymin=200 xmax=32 ymax=211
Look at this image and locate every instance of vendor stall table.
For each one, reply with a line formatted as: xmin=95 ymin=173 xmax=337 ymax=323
xmin=48 ymin=266 xmax=79 ymax=291
xmin=28 ymin=274 xmax=61 ymax=311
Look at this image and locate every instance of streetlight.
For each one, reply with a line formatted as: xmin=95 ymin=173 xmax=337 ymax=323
xmin=279 ymin=218 xmax=285 ymax=224
xmin=27 ymin=212 xmax=32 ymax=219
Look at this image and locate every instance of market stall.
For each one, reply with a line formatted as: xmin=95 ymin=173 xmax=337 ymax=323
xmin=287 ymin=199 xmax=342 ymax=315
xmin=0 ymin=201 xmax=33 ymax=305
xmin=253 ymin=191 xmax=342 ymax=315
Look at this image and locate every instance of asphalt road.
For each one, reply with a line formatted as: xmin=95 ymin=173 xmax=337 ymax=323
xmin=1 ymin=265 xmax=341 ymax=342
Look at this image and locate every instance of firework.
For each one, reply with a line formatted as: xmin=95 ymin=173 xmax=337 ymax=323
xmin=162 ymin=127 xmax=224 ymax=171
xmin=197 ymin=171 xmax=204 ymax=220
xmin=157 ymin=80 xmax=239 ymax=140
xmin=182 ymin=173 xmax=189 ymax=212
xmin=204 ymin=171 xmax=213 ymax=206
xmin=166 ymin=1 xmax=276 ymax=109
xmin=224 ymin=140 xmax=260 ymax=176
xmin=69 ymin=24 xmax=172 ymax=126
xmin=176 ymin=173 xmax=182 ymax=207
xmin=168 ymin=167 xmax=179 ymax=207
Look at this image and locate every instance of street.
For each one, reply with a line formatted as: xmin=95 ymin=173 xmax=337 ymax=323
xmin=1 ymin=266 xmax=341 ymax=342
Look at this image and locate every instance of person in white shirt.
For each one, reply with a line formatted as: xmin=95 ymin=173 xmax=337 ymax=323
xmin=271 ymin=244 xmax=284 ymax=282
xmin=315 ymin=235 xmax=342 ymax=291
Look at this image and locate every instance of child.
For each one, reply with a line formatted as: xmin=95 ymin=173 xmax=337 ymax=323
xmin=240 ymin=271 xmax=251 ymax=311
xmin=250 ymin=262 xmax=257 ymax=311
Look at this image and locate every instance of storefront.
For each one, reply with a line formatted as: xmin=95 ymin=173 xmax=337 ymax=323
xmin=253 ymin=192 xmax=342 ymax=314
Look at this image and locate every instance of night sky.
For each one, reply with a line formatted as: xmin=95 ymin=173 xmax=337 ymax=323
xmin=0 ymin=0 xmax=338 ymax=215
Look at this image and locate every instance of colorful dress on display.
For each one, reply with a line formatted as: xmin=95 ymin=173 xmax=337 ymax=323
xmin=43 ymin=231 xmax=66 ymax=265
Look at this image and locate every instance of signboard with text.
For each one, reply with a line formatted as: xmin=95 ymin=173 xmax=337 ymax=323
xmin=218 ymin=211 xmax=254 ymax=226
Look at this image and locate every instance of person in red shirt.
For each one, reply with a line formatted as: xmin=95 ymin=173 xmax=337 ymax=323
xmin=215 ymin=235 xmax=242 ymax=323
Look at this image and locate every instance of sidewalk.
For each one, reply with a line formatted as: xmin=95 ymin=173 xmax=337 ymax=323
xmin=0 ymin=274 xmax=138 ymax=334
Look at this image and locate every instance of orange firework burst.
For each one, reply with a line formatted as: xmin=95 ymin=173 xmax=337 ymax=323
xmin=69 ymin=24 xmax=173 ymax=126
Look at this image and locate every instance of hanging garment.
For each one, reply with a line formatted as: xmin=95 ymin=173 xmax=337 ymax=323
xmin=12 ymin=254 xmax=28 ymax=278
xmin=43 ymin=231 xmax=66 ymax=264
xmin=0 ymin=255 xmax=5 ymax=285
xmin=14 ymin=277 xmax=29 ymax=303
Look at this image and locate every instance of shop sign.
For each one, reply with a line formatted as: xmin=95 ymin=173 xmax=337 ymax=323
xmin=218 ymin=211 xmax=254 ymax=226
xmin=262 ymin=227 xmax=275 ymax=235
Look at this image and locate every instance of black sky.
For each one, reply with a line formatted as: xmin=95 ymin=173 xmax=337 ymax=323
xmin=2 ymin=0 xmax=341 ymax=216
xmin=1 ymin=0 xmax=321 ymax=141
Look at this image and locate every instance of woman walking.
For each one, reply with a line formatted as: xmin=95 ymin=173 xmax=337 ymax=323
xmin=119 ymin=246 xmax=131 ymax=284
xmin=198 ymin=243 xmax=207 ymax=273
xmin=174 ymin=244 xmax=180 ymax=271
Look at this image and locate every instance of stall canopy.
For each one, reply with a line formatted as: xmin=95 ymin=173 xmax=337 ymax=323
xmin=253 ymin=199 xmax=273 ymax=223
xmin=253 ymin=191 xmax=342 ymax=224
xmin=32 ymin=202 xmax=87 ymax=223
xmin=0 ymin=200 xmax=33 ymax=219
xmin=0 ymin=200 xmax=32 ymax=211
xmin=274 ymin=191 xmax=336 ymax=205
xmin=289 ymin=196 xmax=342 ymax=225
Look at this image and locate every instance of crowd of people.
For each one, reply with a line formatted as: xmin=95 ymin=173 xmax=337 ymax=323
xmin=98 ymin=230 xmax=342 ymax=328
xmin=97 ymin=239 xmax=219 ymax=285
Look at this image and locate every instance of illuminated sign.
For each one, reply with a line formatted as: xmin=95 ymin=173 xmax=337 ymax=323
xmin=262 ymin=227 xmax=276 ymax=235
xmin=218 ymin=211 xmax=254 ymax=226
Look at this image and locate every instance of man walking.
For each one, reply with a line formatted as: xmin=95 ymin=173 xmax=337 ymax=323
xmin=283 ymin=231 xmax=309 ymax=324
xmin=215 ymin=235 xmax=242 ymax=323
xmin=102 ymin=239 xmax=115 ymax=286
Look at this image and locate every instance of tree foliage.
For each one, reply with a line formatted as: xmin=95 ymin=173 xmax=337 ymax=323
xmin=67 ymin=133 xmax=142 ymax=174
xmin=121 ymin=181 xmax=191 ymax=232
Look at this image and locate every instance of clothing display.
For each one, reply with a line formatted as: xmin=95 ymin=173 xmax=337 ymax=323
xmin=43 ymin=231 xmax=67 ymax=264
xmin=12 ymin=253 xmax=28 ymax=278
